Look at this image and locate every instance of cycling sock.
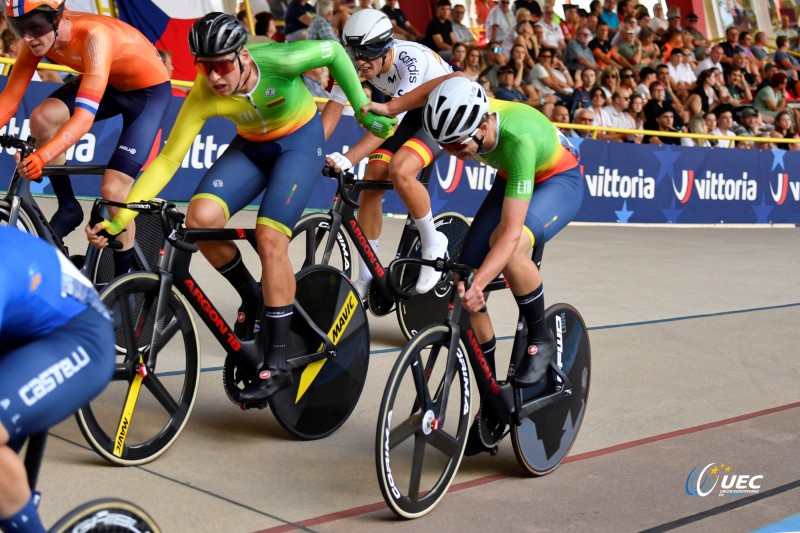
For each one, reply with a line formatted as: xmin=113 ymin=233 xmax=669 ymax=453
xmin=0 ymin=493 xmax=46 ymax=533
xmin=263 ymin=304 xmax=294 ymax=371
xmin=113 ymin=248 xmax=135 ymax=277
xmin=48 ymin=173 xmax=83 ymax=241
xmin=357 ymin=239 xmax=378 ymax=283
xmin=217 ymin=250 xmax=261 ymax=308
xmin=480 ymin=336 xmax=497 ymax=376
xmin=515 ymin=284 xmax=550 ymax=343
xmin=413 ymin=211 xmax=437 ymax=252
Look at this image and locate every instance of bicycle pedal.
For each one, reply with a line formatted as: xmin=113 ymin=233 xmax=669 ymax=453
xmin=238 ymin=399 xmax=270 ymax=411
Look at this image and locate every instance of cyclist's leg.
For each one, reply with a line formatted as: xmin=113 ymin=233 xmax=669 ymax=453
xmin=0 ymin=307 xmax=113 ymax=531
xmin=508 ymin=165 xmax=584 ymax=386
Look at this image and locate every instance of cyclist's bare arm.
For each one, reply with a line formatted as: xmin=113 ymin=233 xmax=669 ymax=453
xmin=361 ymin=71 xmax=466 ymax=118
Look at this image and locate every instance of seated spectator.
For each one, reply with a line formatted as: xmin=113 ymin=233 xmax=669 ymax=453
xmin=253 ymin=12 xmax=279 ymax=42
xmin=750 ymin=31 xmax=770 ymax=63
xmin=570 ymin=107 xmax=597 ymax=138
xmin=571 ymin=67 xmax=596 ymax=116
xmin=494 ymin=65 xmax=529 ymax=102
xmin=775 ymin=13 xmax=799 ymax=51
xmin=306 ymin=0 xmax=338 ymax=41
xmin=590 ymin=21 xmax=629 ymax=69
xmin=644 ymin=81 xmax=683 ymax=131
xmin=628 ymin=93 xmax=645 ymax=141
xmin=303 ymin=66 xmax=331 ymax=108
xmin=619 ymin=66 xmax=637 ymax=92
xmin=687 ymin=67 xmax=730 ymax=116
xmin=482 ymin=41 xmax=509 ymax=89
xmin=694 ymin=43 xmax=724 ymax=78
xmin=588 ymin=86 xmax=612 ymax=127
xmin=738 ymin=31 xmax=764 ymax=70
xmin=636 ymin=27 xmax=659 ymax=68
xmin=724 ymin=67 xmax=753 ymax=106
xmin=666 ymin=49 xmax=696 ymax=93
xmin=424 ymin=0 xmax=457 ymax=60
xmin=635 ymin=66 xmax=656 ymax=98
xmin=284 ymin=0 xmax=315 ymax=42
xmin=450 ymin=42 xmax=468 ymax=71
xmin=684 ymin=12 xmax=708 ymax=60
xmin=382 ymin=0 xmax=422 ymax=42
xmin=659 ymin=27 xmax=684 ymax=62
xmin=712 ymin=104 xmax=737 ymax=148
xmin=610 ymin=14 xmax=638 ymax=47
xmin=157 ymin=49 xmax=186 ymax=97
xmin=644 ymin=107 xmax=681 ymax=145
xmin=730 ymin=51 xmax=759 ymax=87
xmin=462 ymin=45 xmax=486 ymax=82
xmin=560 ymin=4 xmax=580 ymax=43
xmin=597 ymin=65 xmax=620 ymax=102
xmin=681 ymin=114 xmax=713 ymax=147
xmin=737 ymin=106 xmax=766 ymax=137
xmin=599 ymin=0 xmax=619 ymax=33
xmin=649 ymin=2 xmax=668 ymax=36
xmin=536 ymin=4 xmax=565 ymax=55
xmin=564 ymin=25 xmax=598 ymax=77
xmin=477 ymin=70 xmax=495 ymax=98
xmin=753 ymin=71 xmax=790 ymax=124
xmin=509 ymin=43 xmax=534 ymax=81
xmin=487 ymin=0 xmax=516 ymax=54
xmin=551 ymin=103 xmax=570 ymax=124
xmin=450 ymin=3 xmax=476 ymax=45
xmin=514 ymin=20 xmax=540 ymax=66
xmin=601 ymin=89 xmax=636 ymax=141
xmin=615 ymin=25 xmax=642 ymax=67
xmin=771 ymin=110 xmax=800 ymax=150
xmin=655 ymin=63 xmax=688 ymax=118
xmin=774 ymin=36 xmax=800 ymax=81
xmin=530 ymin=49 xmax=575 ymax=106
xmin=719 ymin=26 xmax=746 ymax=65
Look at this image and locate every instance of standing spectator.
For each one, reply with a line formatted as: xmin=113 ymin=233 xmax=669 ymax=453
xmin=750 ymin=31 xmax=770 ymax=62
xmin=307 ymin=0 xmax=338 ymax=41
xmin=283 ymin=0 xmax=315 ymax=42
xmin=536 ymin=4 xmax=564 ymax=55
xmin=599 ymin=0 xmax=619 ymax=33
xmin=775 ymin=13 xmax=799 ymax=51
xmin=564 ymin=25 xmax=597 ymax=77
xmin=424 ymin=0 xmax=457 ymax=60
xmin=486 ymin=0 xmax=516 ymax=54
xmin=684 ymin=12 xmax=708 ymax=60
xmin=644 ymin=107 xmax=681 ymax=145
xmin=712 ymin=105 xmax=737 ymax=147
xmin=450 ymin=2 xmax=475 ymax=45
xmin=571 ymin=67 xmax=596 ymax=116
xmin=462 ymin=45 xmax=485 ymax=82
xmin=381 ymin=0 xmax=421 ymax=42
xmin=649 ymin=3 xmax=667 ymax=35
xmin=753 ymin=71 xmax=789 ymax=124
xmin=693 ymin=44 xmax=724 ymax=77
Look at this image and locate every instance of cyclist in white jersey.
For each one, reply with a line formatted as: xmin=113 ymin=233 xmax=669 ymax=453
xmin=322 ymin=8 xmax=454 ymax=296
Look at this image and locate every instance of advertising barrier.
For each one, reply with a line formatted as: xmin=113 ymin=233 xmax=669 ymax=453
xmin=2 ymin=80 xmax=799 ymax=224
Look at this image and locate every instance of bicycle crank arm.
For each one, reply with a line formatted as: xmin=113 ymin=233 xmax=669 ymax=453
xmin=514 ymin=363 xmax=573 ymax=424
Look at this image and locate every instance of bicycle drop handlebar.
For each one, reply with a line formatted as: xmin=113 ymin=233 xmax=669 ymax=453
xmin=321 ymin=165 xmax=361 ymax=210
xmin=387 ymin=256 xmax=476 ymax=299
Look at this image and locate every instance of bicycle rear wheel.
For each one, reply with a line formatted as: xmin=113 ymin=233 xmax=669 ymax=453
xmin=75 ymin=273 xmax=201 ymax=465
xmin=376 ymin=324 xmax=471 ymax=519
xmin=49 ymin=498 xmax=160 ymax=533
xmin=268 ymin=265 xmax=370 ymax=439
xmin=511 ymin=303 xmax=591 ymax=476
xmin=395 ymin=212 xmax=471 ymax=339
xmin=289 ymin=212 xmax=353 ymax=279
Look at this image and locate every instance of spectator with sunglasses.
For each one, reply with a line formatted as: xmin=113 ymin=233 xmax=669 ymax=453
xmin=321 ymin=9 xmax=454 ymax=297
xmin=0 ymin=0 xmax=171 ymax=275
xmin=89 ymin=12 xmax=395 ymax=407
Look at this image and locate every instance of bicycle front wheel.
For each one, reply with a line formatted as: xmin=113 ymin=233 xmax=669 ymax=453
xmin=511 ymin=303 xmax=591 ymax=476
xmin=75 ymin=273 xmax=201 ymax=465
xmin=289 ymin=212 xmax=353 ymax=279
xmin=49 ymin=498 xmax=160 ymax=533
xmin=396 ymin=212 xmax=471 ymax=339
xmin=376 ymin=324 xmax=471 ymax=519
xmin=269 ymin=265 xmax=370 ymax=439
xmin=0 ymin=201 xmax=38 ymax=233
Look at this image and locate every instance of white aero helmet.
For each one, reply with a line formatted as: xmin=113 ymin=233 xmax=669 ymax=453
xmin=341 ymin=9 xmax=394 ymax=60
xmin=423 ymin=77 xmax=490 ymax=144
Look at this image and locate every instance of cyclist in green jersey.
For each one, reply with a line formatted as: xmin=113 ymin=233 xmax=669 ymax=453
xmin=364 ymin=75 xmax=584 ymax=394
xmin=87 ymin=13 xmax=395 ymax=406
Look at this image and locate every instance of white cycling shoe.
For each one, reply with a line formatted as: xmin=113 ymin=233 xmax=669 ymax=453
xmin=415 ymin=232 xmax=448 ymax=294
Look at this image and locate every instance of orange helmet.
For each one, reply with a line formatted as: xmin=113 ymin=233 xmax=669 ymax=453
xmin=6 ymin=0 xmax=64 ymax=18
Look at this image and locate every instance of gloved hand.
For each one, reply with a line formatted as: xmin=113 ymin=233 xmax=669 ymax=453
xmin=357 ymin=110 xmax=396 ymax=139
xmin=326 ymin=152 xmax=353 ymax=173
xmin=18 ymin=152 xmax=45 ymax=180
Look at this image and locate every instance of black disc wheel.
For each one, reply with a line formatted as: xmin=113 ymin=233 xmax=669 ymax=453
xmin=375 ymin=324 xmax=471 ymax=519
xmin=268 ymin=265 xmax=370 ymax=439
xmin=75 ymin=273 xmax=200 ymax=465
xmin=396 ymin=212 xmax=470 ymax=339
xmin=511 ymin=304 xmax=591 ymax=476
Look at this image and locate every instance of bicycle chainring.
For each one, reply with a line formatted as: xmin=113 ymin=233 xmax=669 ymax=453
xmin=223 ymin=355 xmax=253 ymax=406
xmin=367 ymin=283 xmax=394 ymax=317
xmin=477 ymin=397 xmax=509 ymax=448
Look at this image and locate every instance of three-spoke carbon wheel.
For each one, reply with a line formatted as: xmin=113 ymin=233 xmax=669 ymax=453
xmin=376 ymin=324 xmax=471 ymax=518
xmin=49 ymin=498 xmax=160 ymax=533
xmin=511 ymin=303 xmax=591 ymax=475
xmin=289 ymin=213 xmax=354 ymax=279
xmin=75 ymin=273 xmax=201 ymax=465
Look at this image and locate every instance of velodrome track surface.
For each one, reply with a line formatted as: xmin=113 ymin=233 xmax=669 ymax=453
xmin=34 ymin=197 xmax=799 ymax=532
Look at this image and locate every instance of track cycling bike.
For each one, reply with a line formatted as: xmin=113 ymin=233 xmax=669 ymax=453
xmin=0 ymin=134 xmax=164 ymax=286
xmin=375 ymin=246 xmax=591 ymax=518
xmin=290 ymin=165 xmax=470 ymax=338
xmin=20 ymin=431 xmax=160 ymax=532
xmin=75 ymin=198 xmax=370 ymax=466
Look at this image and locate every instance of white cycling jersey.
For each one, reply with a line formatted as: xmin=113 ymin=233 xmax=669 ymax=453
xmin=330 ymin=40 xmax=452 ymax=112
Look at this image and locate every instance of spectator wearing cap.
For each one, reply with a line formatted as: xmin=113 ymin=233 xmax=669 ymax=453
xmin=599 ymin=0 xmax=619 ymax=33
xmin=536 ymin=4 xmax=565 ymax=55
xmin=382 ymin=0 xmax=422 ymax=42
xmin=424 ymin=0 xmax=457 ymax=60
xmin=738 ymin=106 xmax=765 ymax=137
xmin=666 ymin=8 xmax=682 ymax=31
xmin=564 ymin=25 xmax=598 ymax=77
xmin=487 ymin=0 xmax=517 ymax=56
xmin=494 ymin=65 xmax=530 ymax=102
xmin=712 ymin=104 xmax=737 ymax=148
xmin=649 ymin=3 xmax=668 ymax=35
xmin=644 ymin=106 xmax=681 ymax=145
xmin=684 ymin=12 xmax=708 ymax=60
xmin=719 ymin=26 xmax=746 ymax=65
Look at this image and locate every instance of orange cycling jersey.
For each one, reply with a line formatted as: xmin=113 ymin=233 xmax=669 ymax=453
xmin=0 ymin=11 xmax=169 ymax=165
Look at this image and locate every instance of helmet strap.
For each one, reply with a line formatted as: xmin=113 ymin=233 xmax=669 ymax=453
xmin=232 ymin=48 xmax=247 ymax=93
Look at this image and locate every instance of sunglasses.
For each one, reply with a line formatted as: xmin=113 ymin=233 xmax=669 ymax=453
xmin=492 ymin=46 xmax=504 ymax=53
xmin=621 ymin=74 xmax=634 ymax=79
xmin=195 ymin=49 xmax=242 ymax=77
xmin=8 ymin=11 xmax=57 ymax=38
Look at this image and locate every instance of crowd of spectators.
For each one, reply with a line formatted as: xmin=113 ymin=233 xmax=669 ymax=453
xmin=232 ymin=0 xmax=800 ymax=150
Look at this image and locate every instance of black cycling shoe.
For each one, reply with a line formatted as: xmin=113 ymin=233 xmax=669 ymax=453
xmin=233 ymin=305 xmax=258 ymax=341
xmin=463 ymin=419 xmax=498 ymax=457
xmin=238 ymin=366 xmax=293 ymax=408
xmin=49 ymin=202 xmax=84 ymax=242
xmin=512 ymin=336 xmax=556 ymax=387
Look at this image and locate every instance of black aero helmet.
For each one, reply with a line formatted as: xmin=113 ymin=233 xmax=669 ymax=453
xmin=189 ymin=12 xmax=247 ymax=58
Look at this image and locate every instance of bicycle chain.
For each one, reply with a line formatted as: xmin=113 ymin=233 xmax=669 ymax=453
xmin=476 ymin=398 xmax=509 ymax=449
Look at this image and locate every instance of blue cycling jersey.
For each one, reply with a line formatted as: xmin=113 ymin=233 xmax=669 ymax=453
xmin=0 ymin=227 xmax=94 ymax=342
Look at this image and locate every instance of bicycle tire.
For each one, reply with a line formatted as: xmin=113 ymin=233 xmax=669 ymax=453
xmin=511 ymin=303 xmax=591 ymax=476
xmin=395 ymin=212 xmax=471 ymax=339
xmin=49 ymin=498 xmax=160 ymax=533
xmin=75 ymin=273 xmax=201 ymax=466
xmin=268 ymin=265 xmax=370 ymax=439
xmin=376 ymin=324 xmax=471 ymax=519
xmin=289 ymin=212 xmax=354 ymax=279
xmin=89 ymin=210 xmax=166 ymax=286
xmin=0 ymin=201 xmax=38 ymax=234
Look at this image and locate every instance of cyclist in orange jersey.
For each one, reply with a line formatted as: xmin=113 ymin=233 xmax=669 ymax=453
xmin=1 ymin=0 xmax=171 ymax=276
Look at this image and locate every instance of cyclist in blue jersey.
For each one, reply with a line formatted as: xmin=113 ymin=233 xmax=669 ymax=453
xmin=0 ymin=227 xmax=114 ymax=533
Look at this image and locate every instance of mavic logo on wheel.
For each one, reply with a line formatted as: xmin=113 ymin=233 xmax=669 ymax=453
xmin=686 ymin=463 xmax=763 ymax=497
xmin=296 ymin=291 xmax=359 ymax=403
xmin=72 ymin=510 xmax=141 ymax=530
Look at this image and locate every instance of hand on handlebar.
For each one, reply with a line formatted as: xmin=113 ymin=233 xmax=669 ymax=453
xmin=325 ymin=152 xmax=353 ymax=173
xmin=457 ymin=280 xmax=487 ymax=314
xmin=85 ymin=219 xmax=124 ymax=250
xmin=15 ymin=151 xmax=45 ymax=180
